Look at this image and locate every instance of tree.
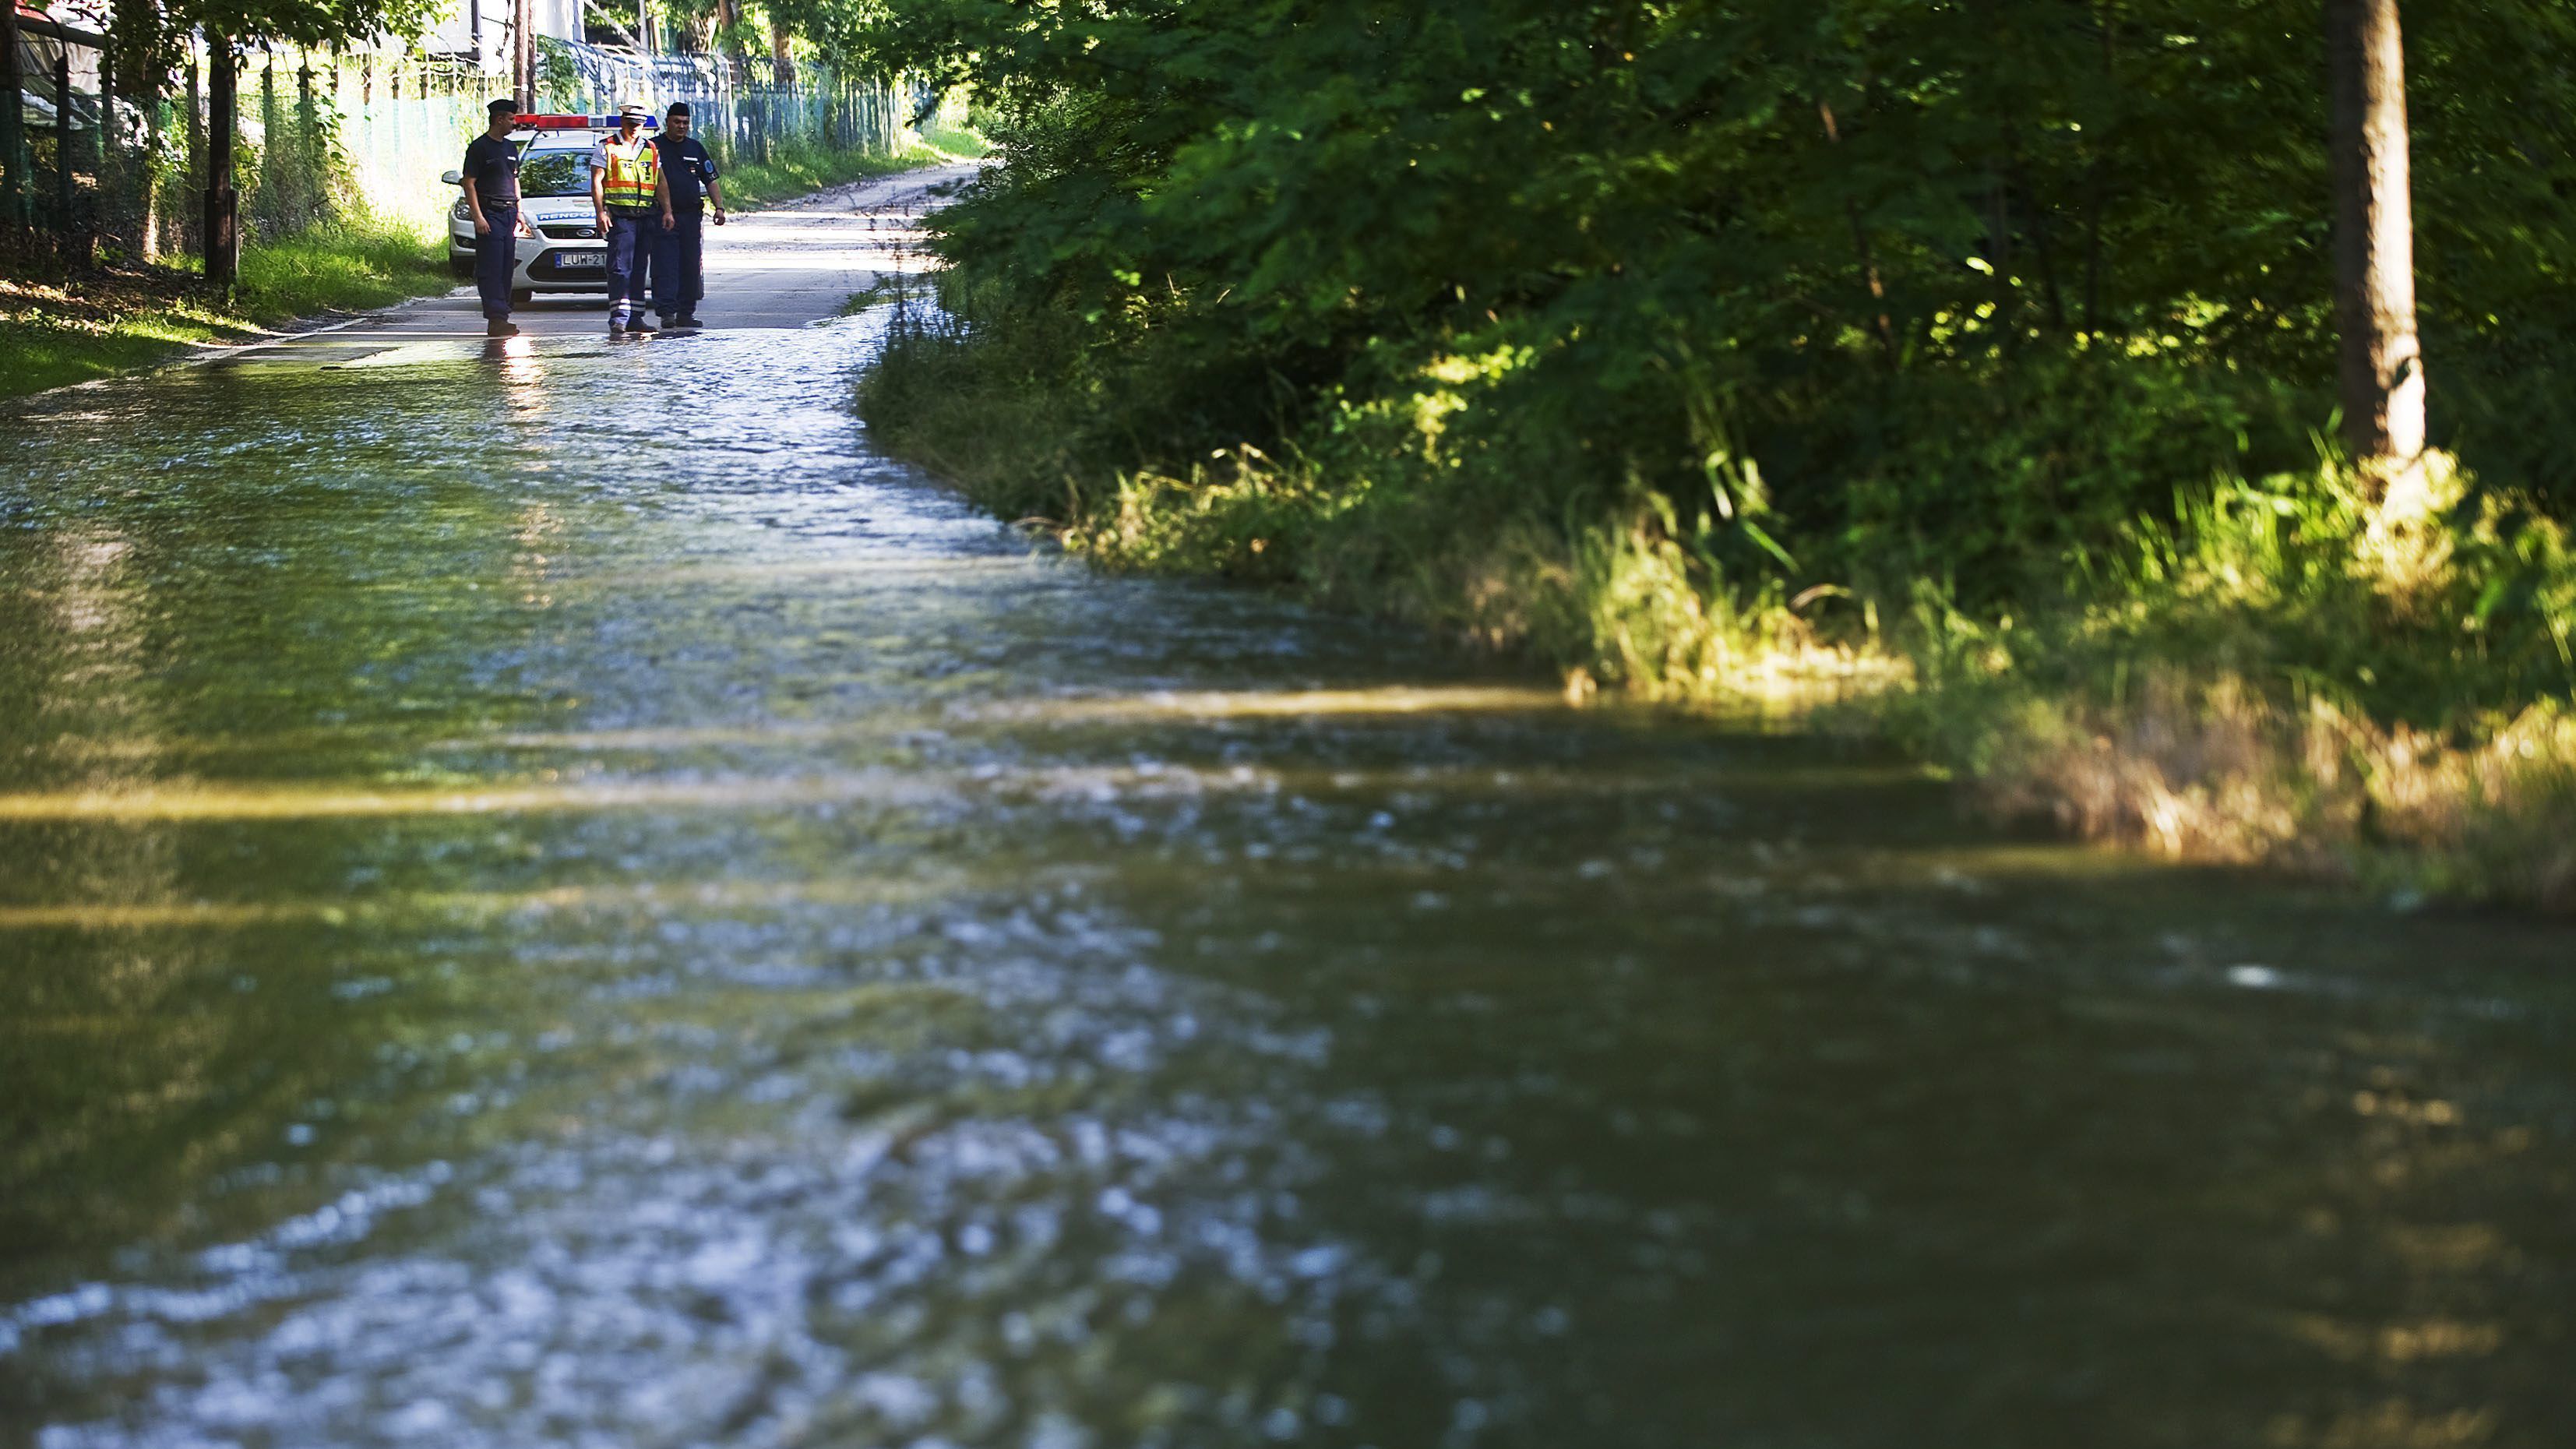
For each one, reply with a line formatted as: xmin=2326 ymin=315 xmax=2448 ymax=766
xmin=104 ymin=0 xmax=433 ymax=280
xmin=768 ymin=12 xmax=795 ymax=89
xmin=2327 ymin=0 xmax=2426 ymax=492
xmin=712 ymin=0 xmax=748 ymax=84
xmin=513 ymin=0 xmax=537 ymax=110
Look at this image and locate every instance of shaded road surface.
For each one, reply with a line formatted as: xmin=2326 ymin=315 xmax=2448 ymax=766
xmin=3 ymin=171 xmax=2574 ymax=1449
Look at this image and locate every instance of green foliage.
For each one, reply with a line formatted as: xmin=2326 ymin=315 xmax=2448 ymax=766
xmin=858 ymin=0 xmax=2576 ymax=900
xmin=718 ymin=134 xmax=964 ymax=209
xmin=871 ymin=0 xmax=2576 ymax=552
xmin=0 ymin=213 xmax=446 ymax=400
xmin=231 ymin=213 xmax=447 ymax=320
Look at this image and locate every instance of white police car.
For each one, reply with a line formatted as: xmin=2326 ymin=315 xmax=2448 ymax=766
xmin=443 ymin=115 xmax=649 ymax=303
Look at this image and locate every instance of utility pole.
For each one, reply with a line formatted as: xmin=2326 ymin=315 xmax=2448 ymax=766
xmin=2327 ymin=0 xmax=2425 ymax=493
xmin=205 ymin=33 xmax=238 ymax=286
xmin=513 ymin=0 xmax=537 ymax=109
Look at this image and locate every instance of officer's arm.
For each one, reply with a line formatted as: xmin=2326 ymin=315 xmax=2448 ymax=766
xmin=705 ymin=172 xmax=724 ymax=217
xmin=590 ymin=155 xmax=608 ymax=225
xmin=462 ymin=172 xmax=486 ymax=234
xmin=657 ymin=161 xmax=673 ymax=224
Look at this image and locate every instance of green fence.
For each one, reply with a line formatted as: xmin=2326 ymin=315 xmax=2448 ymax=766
xmin=1 ymin=33 xmax=913 ymax=267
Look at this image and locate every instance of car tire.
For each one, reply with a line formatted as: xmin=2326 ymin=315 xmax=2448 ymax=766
xmin=449 ymin=255 xmax=474 ymax=279
xmin=511 ymin=289 xmax=534 ymax=308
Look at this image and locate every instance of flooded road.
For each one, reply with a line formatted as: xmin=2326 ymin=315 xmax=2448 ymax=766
xmin=3 ymin=197 xmax=2574 ymax=1449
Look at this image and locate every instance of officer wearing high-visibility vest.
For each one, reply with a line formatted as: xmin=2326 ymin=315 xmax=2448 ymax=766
xmin=589 ymin=100 xmax=671 ymax=336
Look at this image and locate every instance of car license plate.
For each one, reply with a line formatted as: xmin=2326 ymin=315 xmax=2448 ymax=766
xmin=556 ymin=250 xmax=604 ymax=272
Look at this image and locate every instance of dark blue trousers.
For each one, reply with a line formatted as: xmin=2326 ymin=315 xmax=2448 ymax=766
xmin=605 ymin=210 xmax=662 ymax=323
xmin=474 ymin=204 xmax=520 ymax=319
xmin=654 ymin=208 xmax=704 ymax=318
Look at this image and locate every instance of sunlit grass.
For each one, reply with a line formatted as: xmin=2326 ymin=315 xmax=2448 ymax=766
xmin=869 ymin=298 xmax=2576 ymax=909
xmin=231 ymin=215 xmax=450 ymax=322
xmin=0 ymin=212 xmax=450 ymax=400
xmin=722 ymin=136 xmax=975 ymax=211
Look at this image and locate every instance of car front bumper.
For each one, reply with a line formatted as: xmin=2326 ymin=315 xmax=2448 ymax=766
xmin=448 ymin=221 xmax=608 ymax=294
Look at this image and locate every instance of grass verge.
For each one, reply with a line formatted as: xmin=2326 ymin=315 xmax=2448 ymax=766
xmin=0 ymin=214 xmax=450 ymax=400
xmin=863 ymin=300 xmax=2576 ymax=912
xmin=721 ymin=129 xmax=985 ymax=211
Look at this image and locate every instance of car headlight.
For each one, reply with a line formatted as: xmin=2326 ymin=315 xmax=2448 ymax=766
xmin=451 ymin=198 xmax=471 ymax=223
xmin=516 ymin=212 xmax=539 ymax=239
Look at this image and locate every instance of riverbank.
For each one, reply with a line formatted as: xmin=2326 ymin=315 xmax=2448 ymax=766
xmin=0 ymin=217 xmax=453 ymax=400
xmin=861 ymin=306 xmax=2576 ymax=913
xmin=842 ymin=2 xmax=2576 ymax=917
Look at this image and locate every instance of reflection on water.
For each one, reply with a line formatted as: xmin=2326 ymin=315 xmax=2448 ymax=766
xmin=2 ymin=320 xmax=2572 ymax=1449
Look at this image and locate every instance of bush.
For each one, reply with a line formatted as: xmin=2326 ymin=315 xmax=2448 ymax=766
xmin=855 ymin=0 xmax=2576 ymax=905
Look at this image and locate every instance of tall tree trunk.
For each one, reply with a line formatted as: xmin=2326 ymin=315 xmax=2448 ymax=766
xmin=204 ymin=34 xmax=236 ymax=286
xmin=2327 ymin=0 xmax=2425 ymax=491
xmin=769 ymin=17 xmax=795 ymax=90
xmin=513 ymin=0 xmax=537 ymax=111
xmin=714 ymin=0 xmax=748 ymax=86
xmin=2 ymin=0 xmax=24 ymax=229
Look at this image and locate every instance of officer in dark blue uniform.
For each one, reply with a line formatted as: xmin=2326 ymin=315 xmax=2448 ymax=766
xmin=651 ymin=102 xmax=726 ymax=330
xmin=459 ymin=98 xmax=523 ymax=338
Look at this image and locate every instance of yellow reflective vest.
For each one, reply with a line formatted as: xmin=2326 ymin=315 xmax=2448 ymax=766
xmin=600 ymin=133 xmax=661 ymax=210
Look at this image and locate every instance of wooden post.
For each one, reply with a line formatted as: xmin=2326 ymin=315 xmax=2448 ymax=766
xmin=97 ymin=47 xmax=116 ymax=251
xmin=1 ymin=0 xmax=23 ymax=228
xmin=55 ymin=51 xmax=73 ymax=238
xmin=297 ymin=57 xmax=315 ymax=227
xmin=97 ymin=48 xmax=114 ymax=178
xmin=183 ymin=41 xmax=202 ymax=249
xmin=205 ymin=35 xmax=237 ymax=286
xmin=2327 ymin=0 xmax=2426 ymax=488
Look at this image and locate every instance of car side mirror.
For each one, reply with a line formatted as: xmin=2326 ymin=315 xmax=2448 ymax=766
xmin=440 ymin=170 xmax=463 ymax=186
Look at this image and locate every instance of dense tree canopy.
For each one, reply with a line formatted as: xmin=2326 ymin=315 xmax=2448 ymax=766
xmin=859 ymin=0 xmax=2576 ymax=608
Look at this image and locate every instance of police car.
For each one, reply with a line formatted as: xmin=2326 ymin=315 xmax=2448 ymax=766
xmin=442 ymin=115 xmax=652 ymax=303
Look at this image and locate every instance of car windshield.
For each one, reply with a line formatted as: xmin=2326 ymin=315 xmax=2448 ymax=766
xmin=516 ymin=147 xmax=596 ymax=198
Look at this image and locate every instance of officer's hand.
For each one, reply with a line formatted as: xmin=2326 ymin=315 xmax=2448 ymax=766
xmin=473 ymin=215 xmax=491 ymax=237
xmin=713 ymin=209 xmax=726 ymax=227
xmin=594 ymin=208 xmax=609 ymax=234
xmin=661 ymin=208 xmax=675 ymax=227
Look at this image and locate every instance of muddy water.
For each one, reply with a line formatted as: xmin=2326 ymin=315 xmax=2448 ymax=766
xmin=2 ymin=319 xmax=2571 ymax=1449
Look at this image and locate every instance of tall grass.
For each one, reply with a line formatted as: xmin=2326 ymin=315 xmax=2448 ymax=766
xmin=233 ymin=214 xmax=449 ymax=323
xmin=0 ymin=213 xmax=449 ymax=400
xmin=722 ymin=132 xmax=981 ymax=211
xmin=864 ymin=294 xmax=2576 ymax=911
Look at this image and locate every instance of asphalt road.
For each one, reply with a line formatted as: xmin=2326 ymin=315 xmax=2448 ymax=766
xmin=228 ymin=163 xmax=977 ymax=364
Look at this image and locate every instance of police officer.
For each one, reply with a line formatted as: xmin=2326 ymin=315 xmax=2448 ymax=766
xmin=590 ymin=100 xmax=668 ymax=336
xmin=651 ymin=101 xmax=726 ymax=329
xmin=460 ymin=98 xmax=523 ymax=339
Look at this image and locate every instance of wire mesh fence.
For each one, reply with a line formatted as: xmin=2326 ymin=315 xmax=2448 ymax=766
xmin=2 ymin=30 xmax=917 ymax=269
